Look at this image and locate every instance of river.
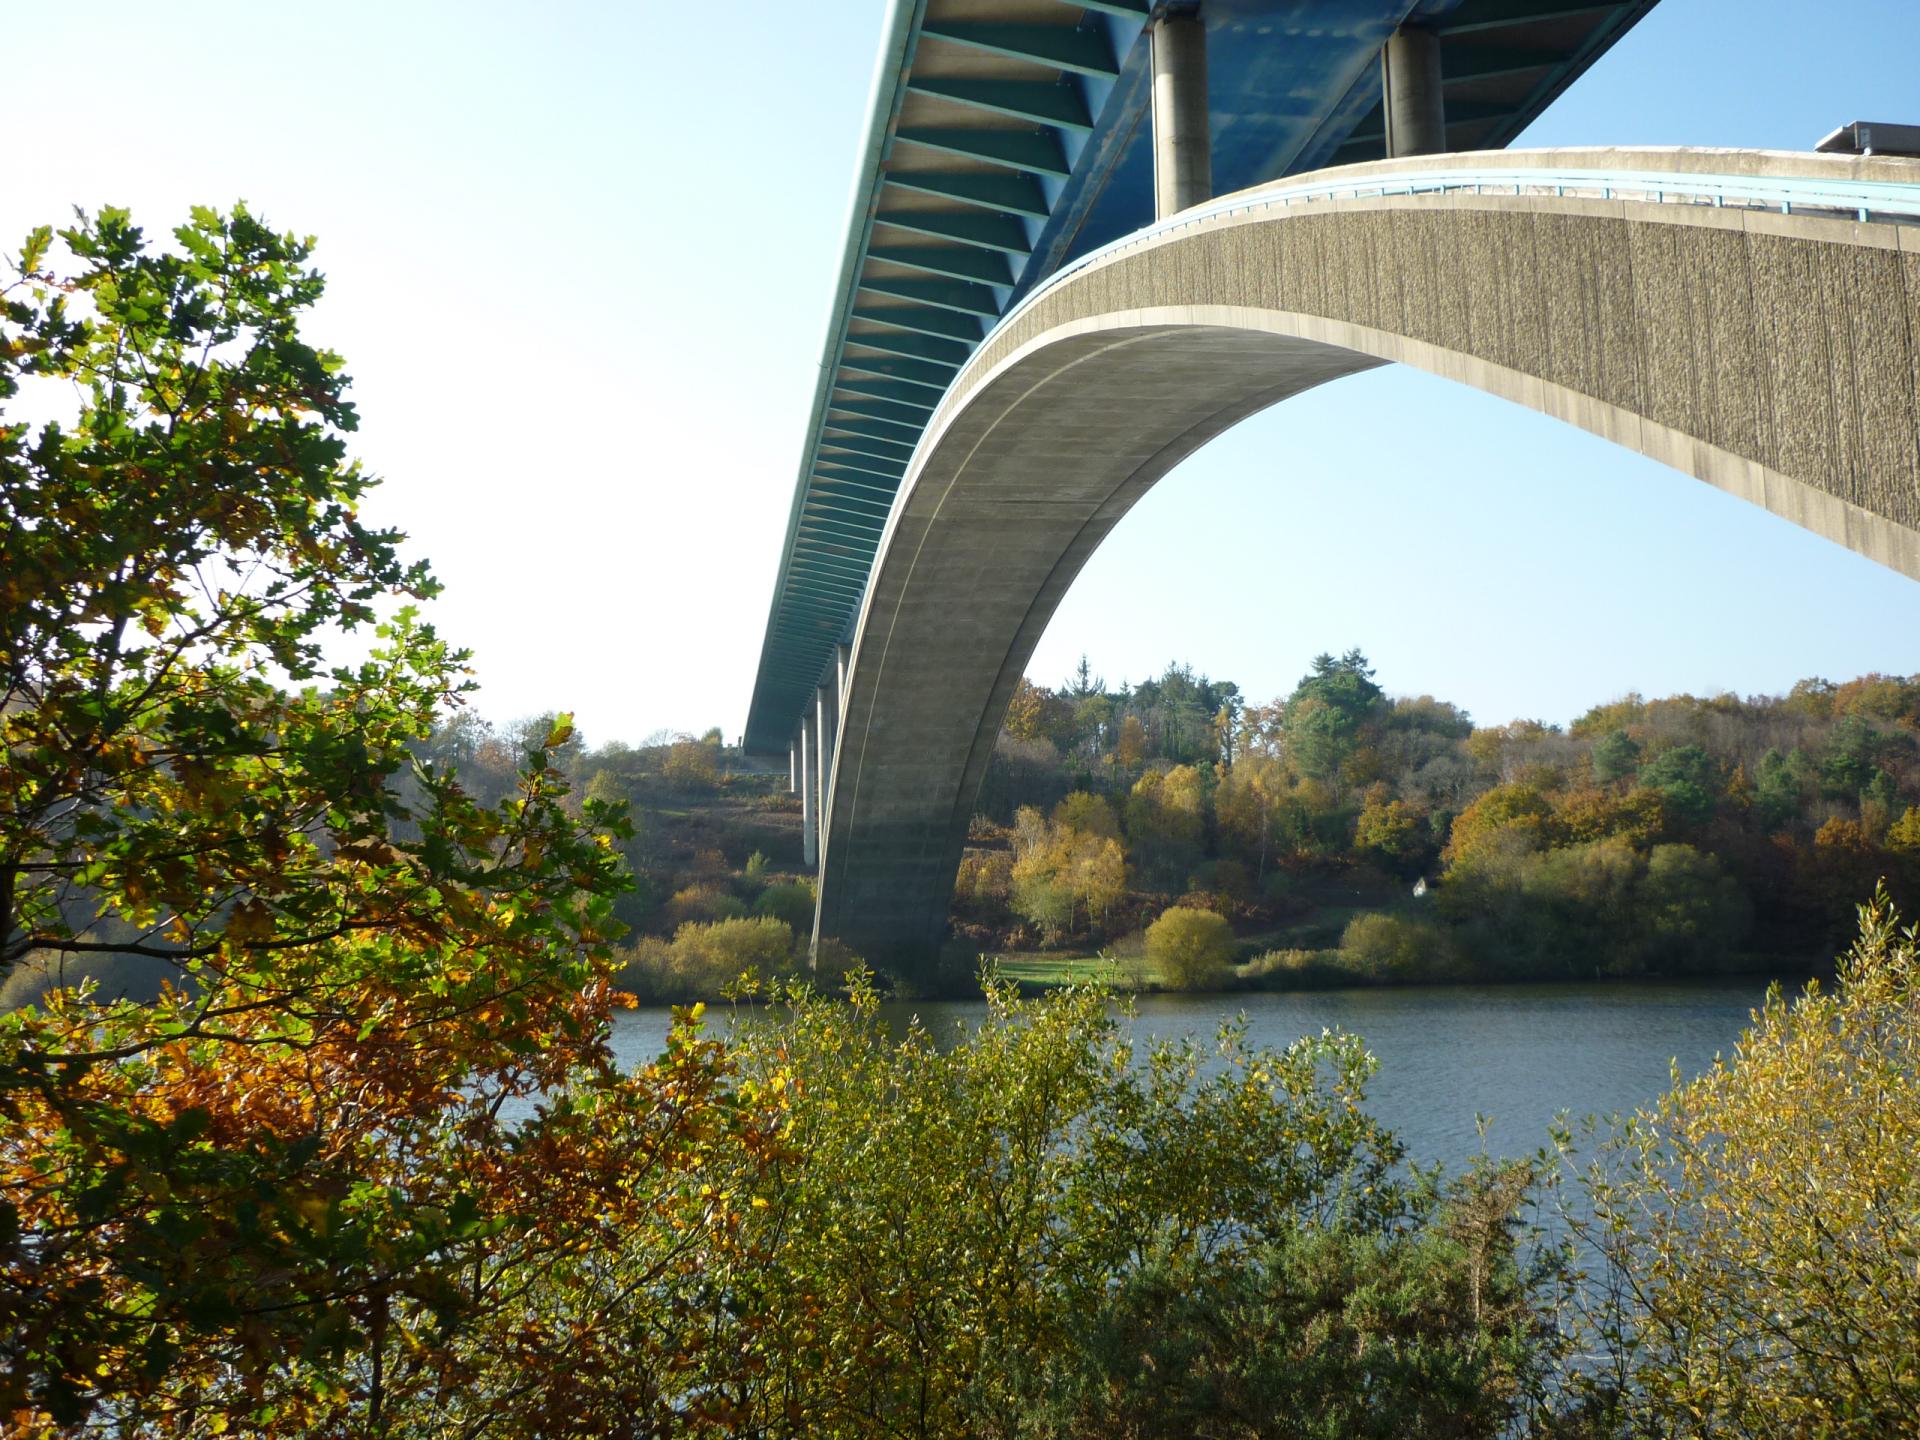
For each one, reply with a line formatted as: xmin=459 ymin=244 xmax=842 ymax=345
xmin=608 ymin=977 xmax=1776 ymax=1168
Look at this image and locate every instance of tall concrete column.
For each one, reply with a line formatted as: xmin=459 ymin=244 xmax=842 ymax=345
xmin=800 ymin=712 xmax=817 ymax=869
xmin=1381 ymin=26 xmax=1445 ymax=158
xmin=1151 ymin=7 xmax=1211 ymax=219
xmin=788 ymin=734 xmax=798 ymax=793
xmin=815 ymin=679 xmax=837 ymax=855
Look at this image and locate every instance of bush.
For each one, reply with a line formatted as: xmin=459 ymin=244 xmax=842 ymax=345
xmin=671 ymin=917 xmax=794 ymax=990
xmin=1568 ymin=892 xmax=1920 ymax=1433
xmin=1011 ymin=865 xmax=1076 ymax=943
xmin=660 ymin=883 xmax=747 ymax=930
xmin=1238 ymin=947 xmax=1346 ymax=990
xmin=1145 ymin=906 xmax=1236 ymax=991
xmin=1337 ymin=912 xmax=1457 ymax=983
xmin=609 ymin=937 xmax=676 ymax=1004
xmin=662 ymin=738 xmax=720 ymax=790
xmin=1437 ymin=838 xmax=1748 ymax=979
xmin=612 ymin=917 xmax=795 ymax=1001
xmin=753 ymin=880 xmax=817 ymax=935
xmin=994 ymin=1213 xmax=1535 ymax=1439
xmin=710 ymin=979 xmax=1476 ymax=1437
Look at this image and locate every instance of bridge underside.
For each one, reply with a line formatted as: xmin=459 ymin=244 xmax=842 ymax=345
xmin=745 ymin=0 xmax=1665 ymax=755
xmin=817 ymin=154 xmax=1920 ymax=968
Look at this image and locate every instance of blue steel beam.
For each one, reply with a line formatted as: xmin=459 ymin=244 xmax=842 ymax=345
xmin=842 ymin=329 xmax=971 ymax=366
xmin=826 ymin=411 xmax=926 ymax=441
xmin=866 ymin=243 xmax=1015 ymax=285
xmin=894 ymin=126 xmax=1071 ymax=177
xmin=816 ymin=462 xmax=908 ymax=490
xmin=813 ymin=468 xmax=901 ymax=495
xmin=834 ymin=377 xmax=943 ymax=407
xmin=873 ymin=208 xmax=1033 ymax=253
xmin=856 ymin=276 xmax=1002 ymax=315
xmin=820 ymin=431 xmax=919 ymax=463
xmin=835 ymin=355 xmax=958 ymax=390
xmin=903 ymin=77 xmax=1095 ymax=132
xmin=831 ymin=394 xmax=947 ymax=424
xmin=850 ymin=303 xmax=986 ymax=343
xmin=884 ymin=170 xmax=1052 ymax=217
xmin=919 ymin=21 xmax=1121 ymax=79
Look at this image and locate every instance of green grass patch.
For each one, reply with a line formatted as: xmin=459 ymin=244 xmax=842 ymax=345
xmin=989 ymin=954 xmax=1134 ymax=988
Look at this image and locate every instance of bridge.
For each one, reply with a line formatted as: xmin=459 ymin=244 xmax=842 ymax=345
xmin=744 ymin=0 xmax=1920 ymax=968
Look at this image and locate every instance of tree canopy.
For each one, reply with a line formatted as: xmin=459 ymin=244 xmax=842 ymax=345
xmin=0 ymin=207 xmax=758 ymax=1432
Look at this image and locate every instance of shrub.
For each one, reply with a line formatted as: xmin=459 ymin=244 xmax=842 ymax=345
xmin=1891 ymin=805 xmax=1920 ymax=855
xmin=662 ymin=738 xmax=720 ymax=790
xmin=808 ymin=936 xmax=866 ymax=995
xmin=1145 ymin=906 xmax=1236 ymax=991
xmin=660 ymin=884 xmax=747 ymax=930
xmin=1571 ymin=892 xmax=1920 ymax=1433
xmin=1052 ymin=790 xmax=1119 ymax=840
xmin=611 ymin=917 xmax=796 ymax=1002
xmin=1260 ymin=869 xmax=1296 ymax=905
xmin=609 ymin=937 xmax=676 ymax=1004
xmin=1239 ymin=947 xmax=1345 ymax=990
xmin=712 ymin=978 xmax=1463 ymax=1437
xmin=1337 ymin=912 xmax=1456 ymax=983
xmin=753 ymin=880 xmax=817 ymax=934
xmin=670 ymin=917 xmax=794 ymax=992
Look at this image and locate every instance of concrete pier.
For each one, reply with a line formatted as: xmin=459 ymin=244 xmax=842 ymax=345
xmin=799 ymin=713 xmax=816 ymax=869
xmin=1382 ymin=26 xmax=1445 ymax=157
xmin=815 ymin=678 xmax=837 ymax=861
xmin=1151 ymin=7 xmax=1211 ymax=218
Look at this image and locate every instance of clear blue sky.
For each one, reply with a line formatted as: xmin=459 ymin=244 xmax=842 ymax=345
xmin=9 ymin=1 xmax=1920 ymax=741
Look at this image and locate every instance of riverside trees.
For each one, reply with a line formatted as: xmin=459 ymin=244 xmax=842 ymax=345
xmin=946 ymin=650 xmax=1920 ymax=981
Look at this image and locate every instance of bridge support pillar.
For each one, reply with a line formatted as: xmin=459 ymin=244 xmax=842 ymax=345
xmin=816 ymin=678 xmax=837 ymax=865
xmin=1382 ymin=26 xmax=1445 ymax=157
xmin=788 ymin=734 xmax=798 ymax=793
xmin=1151 ymin=6 xmax=1210 ymax=219
xmin=836 ymin=642 xmax=851 ymax=708
xmin=800 ymin=713 xmax=817 ymax=869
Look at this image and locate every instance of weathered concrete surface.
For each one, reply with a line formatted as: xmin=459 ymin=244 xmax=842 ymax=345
xmin=816 ymin=148 xmax=1920 ymax=967
xmin=1382 ymin=27 xmax=1445 ymax=158
xmin=1151 ymin=10 xmax=1211 ymax=220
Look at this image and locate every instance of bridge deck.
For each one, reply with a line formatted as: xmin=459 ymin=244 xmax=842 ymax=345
xmin=745 ymin=0 xmax=1662 ymax=752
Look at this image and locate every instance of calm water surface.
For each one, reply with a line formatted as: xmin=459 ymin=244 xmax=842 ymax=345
xmin=609 ymin=979 xmax=1773 ymax=1168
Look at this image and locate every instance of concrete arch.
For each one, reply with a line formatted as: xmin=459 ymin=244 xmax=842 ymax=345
xmin=816 ymin=149 xmax=1920 ymax=967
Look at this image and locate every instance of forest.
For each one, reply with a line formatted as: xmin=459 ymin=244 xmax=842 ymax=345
xmin=955 ymin=650 xmax=1920 ymax=985
xmin=171 ymin=650 xmax=1919 ymax=1008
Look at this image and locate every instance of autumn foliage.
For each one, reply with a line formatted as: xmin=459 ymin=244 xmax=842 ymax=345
xmin=0 ymin=208 xmax=773 ymax=1433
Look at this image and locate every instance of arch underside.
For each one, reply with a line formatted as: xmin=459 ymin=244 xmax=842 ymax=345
xmin=817 ymin=190 xmax=1920 ymax=965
